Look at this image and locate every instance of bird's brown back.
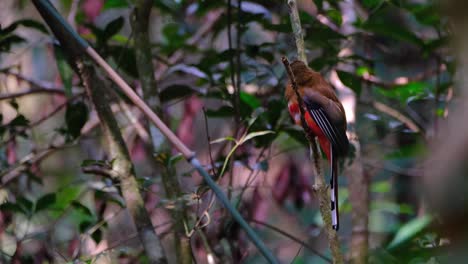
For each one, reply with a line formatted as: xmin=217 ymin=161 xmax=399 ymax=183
xmin=284 ymin=60 xmax=344 ymax=115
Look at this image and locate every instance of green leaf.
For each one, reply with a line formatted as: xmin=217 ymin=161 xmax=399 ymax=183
xmin=376 ymin=82 xmax=428 ymax=104
xmin=337 ymin=70 xmax=362 ymax=95
xmin=160 ymin=85 xmax=196 ymax=103
xmin=387 ymin=215 xmax=432 ymax=249
xmin=326 ymin=9 xmax=342 ymax=26
xmin=71 ymin=201 xmax=94 ymax=218
xmin=9 ymin=114 xmax=29 ymax=127
xmin=108 ymin=45 xmax=138 ymax=77
xmin=239 ymin=91 xmax=261 ymax=109
xmin=362 ymin=0 xmax=384 ymax=9
xmin=53 ymin=46 xmax=73 ymax=97
xmin=9 ymin=100 xmax=19 ymax=110
xmin=423 ymin=37 xmax=449 ymax=54
xmin=210 ymin=136 xmax=236 ymax=144
xmin=283 ymin=127 xmax=307 ymax=146
xmin=371 ymin=201 xmax=414 ymax=215
xmin=103 ymin=0 xmax=128 ymax=9
xmin=91 ymin=227 xmax=103 ymax=243
xmin=65 ymin=101 xmax=89 ymax=140
xmin=168 ymin=154 xmax=184 ymax=168
xmin=35 ymin=193 xmax=56 ymax=212
xmin=15 ymin=19 xmax=48 ymax=34
xmin=240 ymin=131 xmax=274 ymax=144
xmin=405 ymin=3 xmax=440 ymax=27
xmin=50 ymin=186 xmax=82 ymax=215
xmin=0 ymin=202 xmax=23 ymax=214
xmin=371 ymin=181 xmax=391 ymax=193
xmin=358 ymin=10 xmax=424 ymax=46
xmin=205 ymin=106 xmax=235 ymax=118
xmin=0 ymin=35 xmax=26 ymax=51
xmin=103 ymin=17 xmax=124 ymax=40
xmin=17 ymin=197 xmax=34 ymax=216
xmin=385 ymin=142 xmax=426 ymax=159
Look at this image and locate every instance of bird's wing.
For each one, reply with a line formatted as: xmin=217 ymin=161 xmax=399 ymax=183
xmin=304 ymin=98 xmax=349 ymax=155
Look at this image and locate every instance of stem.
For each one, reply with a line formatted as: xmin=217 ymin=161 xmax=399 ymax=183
xmin=76 ymin=60 xmax=167 ymax=264
xmin=285 ymin=1 xmax=344 ymax=261
xmin=130 ymin=1 xmax=192 ymax=262
xmin=287 ymin=0 xmax=307 ymax=63
xmin=282 ymin=57 xmax=343 ymax=264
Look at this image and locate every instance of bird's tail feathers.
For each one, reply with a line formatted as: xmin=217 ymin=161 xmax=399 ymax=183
xmin=330 ymin=146 xmax=339 ymax=231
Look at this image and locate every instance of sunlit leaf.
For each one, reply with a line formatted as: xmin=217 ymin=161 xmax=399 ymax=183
xmin=371 ymin=181 xmax=391 ymax=193
xmin=377 ymin=82 xmax=428 ymax=104
xmin=52 ymin=186 xmax=81 ymax=213
xmin=388 ymin=215 xmax=432 ymax=249
xmin=240 ymin=130 xmax=274 ymax=144
xmin=210 ymin=136 xmax=236 ymax=144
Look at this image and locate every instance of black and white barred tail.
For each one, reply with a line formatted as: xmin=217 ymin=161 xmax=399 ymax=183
xmin=330 ymin=147 xmax=339 ymax=230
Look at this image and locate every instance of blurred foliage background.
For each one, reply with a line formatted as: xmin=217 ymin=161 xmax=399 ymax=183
xmin=0 ymin=0 xmax=457 ymax=263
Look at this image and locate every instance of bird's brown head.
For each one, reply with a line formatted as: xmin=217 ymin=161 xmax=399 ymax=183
xmin=290 ymin=60 xmax=314 ymax=86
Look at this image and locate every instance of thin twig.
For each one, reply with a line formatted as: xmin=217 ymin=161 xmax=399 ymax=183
xmin=371 ymin=101 xmax=422 ymax=134
xmin=287 ymin=0 xmax=307 ymax=62
xmin=0 ymin=87 xmax=65 ymax=100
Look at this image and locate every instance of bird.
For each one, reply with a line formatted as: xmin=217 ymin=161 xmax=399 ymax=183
xmin=285 ymin=60 xmax=349 ymax=230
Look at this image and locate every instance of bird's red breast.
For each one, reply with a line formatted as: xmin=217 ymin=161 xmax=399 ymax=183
xmin=287 ymin=101 xmax=331 ymax=160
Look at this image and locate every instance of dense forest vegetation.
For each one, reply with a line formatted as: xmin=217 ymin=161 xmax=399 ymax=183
xmin=1 ymin=0 xmax=465 ymax=263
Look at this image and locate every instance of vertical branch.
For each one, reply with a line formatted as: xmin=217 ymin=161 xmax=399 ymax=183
xmin=287 ymin=0 xmax=307 ymax=63
xmin=76 ymin=60 xmax=167 ymax=264
xmin=236 ymin=0 xmax=242 ymax=110
xmin=286 ymin=0 xmax=344 ymax=262
xmin=226 ymin=0 xmax=241 ymax=200
xmin=282 ymin=58 xmax=343 ymax=264
xmin=130 ymin=1 xmax=192 ymax=263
